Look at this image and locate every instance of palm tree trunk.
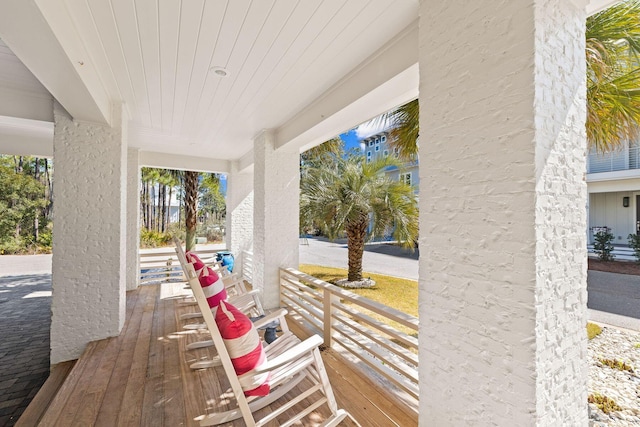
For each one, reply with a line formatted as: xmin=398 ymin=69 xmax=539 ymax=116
xmin=346 ymin=213 xmax=368 ymax=282
xmin=184 ymin=171 xmax=199 ymax=251
xmin=167 ymin=185 xmax=173 ymax=231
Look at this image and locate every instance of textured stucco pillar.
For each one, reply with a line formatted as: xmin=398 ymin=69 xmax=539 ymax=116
xmin=253 ymin=130 xmax=300 ymax=309
xmin=418 ymin=1 xmax=587 ymax=425
xmin=126 ymin=148 xmax=140 ymax=290
xmin=226 ymin=161 xmax=254 ymax=273
xmin=51 ymin=102 xmax=128 ymax=364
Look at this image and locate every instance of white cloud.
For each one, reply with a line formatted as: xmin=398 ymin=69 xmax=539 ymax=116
xmin=355 ymin=119 xmax=387 ymax=139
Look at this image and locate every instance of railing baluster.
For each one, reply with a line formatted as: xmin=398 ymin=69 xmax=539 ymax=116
xmin=323 ymin=290 xmax=336 ymax=348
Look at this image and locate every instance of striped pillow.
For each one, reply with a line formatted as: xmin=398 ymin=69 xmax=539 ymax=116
xmin=199 ymin=267 xmax=227 ymax=309
xmin=185 ymin=251 xmax=206 ymax=274
xmin=215 ymin=301 xmax=270 ymax=396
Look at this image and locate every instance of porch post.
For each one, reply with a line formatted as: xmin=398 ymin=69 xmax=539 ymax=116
xmin=51 ymin=101 xmax=128 ymax=364
xmin=226 ymin=161 xmax=254 ymax=273
xmin=418 ymin=1 xmax=588 ymax=425
xmin=253 ymin=130 xmax=300 ymax=309
xmin=126 ymin=148 xmax=140 ymax=290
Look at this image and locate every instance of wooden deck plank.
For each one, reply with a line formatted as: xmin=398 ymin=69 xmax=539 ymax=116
xmin=116 ymin=286 xmax=157 ymax=425
xmin=67 ymin=288 xmax=141 ymax=427
xmin=37 ymin=284 xmax=417 ymax=427
xmin=15 ymin=361 xmax=76 ymax=427
xmin=162 ymin=286 xmax=187 ymax=426
xmin=48 ymin=339 xmax=110 ymax=426
xmin=177 ymin=315 xmax=207 ymax=426
xmin=140 ymin=285 xmax=166 ymax=427
xmin=93 ymin=286 xmax=153 ymax=427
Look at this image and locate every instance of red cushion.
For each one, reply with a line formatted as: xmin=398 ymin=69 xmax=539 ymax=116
xmin=199 ymin=266 xmax=227 ymax=308
xmin=185 ymin=251 xmax=206 ymax=273
xmin=215 ymin=301 xmax=270 ymax=396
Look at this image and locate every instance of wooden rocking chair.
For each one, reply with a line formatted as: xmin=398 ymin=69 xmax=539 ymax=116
xmin=174 ymin=240 xmax=358 ymax=426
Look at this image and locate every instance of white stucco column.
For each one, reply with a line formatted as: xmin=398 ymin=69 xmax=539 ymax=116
xmin=419 ymin=1 xmax=587 ymax=425
xmin=226 ymin=161 xmax=254 ymax=272
xmin=126 ymin=148 xmax=140 ymax=290
xmin=253 ymin=130 xmax=300 ymax=309
xmin=51 ymin=102 xmax=128 ymax=364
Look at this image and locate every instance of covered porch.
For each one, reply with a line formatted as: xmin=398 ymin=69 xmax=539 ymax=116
xmin=0 ymin=0 xmax=621 ymax=424
xmin=22 ymin=280 xmax=416 ymax=426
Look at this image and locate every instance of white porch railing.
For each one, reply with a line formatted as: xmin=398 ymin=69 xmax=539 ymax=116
xmin=587 ymin=145 xmax=640 ymax=173
xmin=139 ymin=247 xmax=221 ymax=285
xmin=241 ymin=250 xmax=253 ymax=284
xmin=279 ymin=267 xmax=419 ymax=402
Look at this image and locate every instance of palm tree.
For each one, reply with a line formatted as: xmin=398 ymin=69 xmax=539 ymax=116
xmin=300 ymin=150 xmax=419 ymax=282
xmin=587 ymin=0 xmax=640 ymax=151
xmin=184 ymin=170 xmax=199 ymax=251
xmin=383 ymin=1 xmax=640 ymax=154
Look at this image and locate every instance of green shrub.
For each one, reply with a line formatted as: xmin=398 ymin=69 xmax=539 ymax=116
xmin=140 ymin=229 xmax=172 ymax=248
xmin=594 ymin=229 xmax=615 ymax=261
xmin=628 ymin=233 xmax=640 ymax=262
xmin=196 ymin=221 xmax=225 ymax=243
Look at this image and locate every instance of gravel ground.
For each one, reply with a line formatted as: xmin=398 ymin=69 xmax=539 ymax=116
xmin=589 ymin=326 xmax=640 ymax=426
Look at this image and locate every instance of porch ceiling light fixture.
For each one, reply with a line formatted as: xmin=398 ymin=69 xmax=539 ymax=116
xmin=623 ymin=196 xmax=630 ymax=207
xmin=210 ymin=66 xmax=229 ymax=77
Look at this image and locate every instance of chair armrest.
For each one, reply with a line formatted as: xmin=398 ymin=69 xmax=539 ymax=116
xmin=239 ymin=335 xmax=323 ymax=377
xmin=252 ymin=308 xmax=288 ymax=330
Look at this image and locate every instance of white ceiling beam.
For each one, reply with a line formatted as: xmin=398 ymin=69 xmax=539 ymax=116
xmin=139 ymin=151 xmax=230 ymax=174
xmin=0 ymin=0 xmax=111 ymax=125
xmin=0 ymin=115 xmax=53 ymax=157
xmin=0 ymin=87 xmax=53 ymax=123
xmin=274 ymin=21 xmax=419 ymax=153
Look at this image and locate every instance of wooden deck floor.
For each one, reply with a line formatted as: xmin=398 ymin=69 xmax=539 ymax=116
xmin=29 ymin=283 xmax=417 ymax=426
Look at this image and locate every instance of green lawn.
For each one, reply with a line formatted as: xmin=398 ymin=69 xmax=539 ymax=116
xmin=298 ymin=264 xmax=418 ymax=317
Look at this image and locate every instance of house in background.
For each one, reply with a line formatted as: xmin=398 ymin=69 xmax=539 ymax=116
xmin=587 ymin=139 xmax=640 ymax=258
xmin=361 ymin=130 xmax=420 ymax=194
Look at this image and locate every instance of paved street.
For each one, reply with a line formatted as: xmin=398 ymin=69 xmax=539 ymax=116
xmin=299 ymin=237 xmax=419 ymax=280
xmin=587 ymin=270 xmax=640 ymax=331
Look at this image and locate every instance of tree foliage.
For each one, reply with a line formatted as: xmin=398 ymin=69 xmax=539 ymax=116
xmin=587 ymin=0 xmax=640 ymax=151
xmin=0 ymin=156 xmax=52 ymax=254
xmin=383 ymin=1 xmax=640 ymax=154
xmin=300 ymin=148 xmax=419 ymax=281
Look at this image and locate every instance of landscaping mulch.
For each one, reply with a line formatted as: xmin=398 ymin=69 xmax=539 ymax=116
xmin=588 ymin=258 xmax=640 ymax=276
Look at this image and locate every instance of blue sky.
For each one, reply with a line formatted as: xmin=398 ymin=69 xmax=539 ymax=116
xmin=340 ymin=129 xmax=361 ymax=151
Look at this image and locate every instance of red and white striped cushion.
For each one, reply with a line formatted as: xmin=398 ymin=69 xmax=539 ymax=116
xmin=215 ymin=301 xmax=270 ymax=396
xmin=199 ymin=266 xmax=227 ymax=309
xmin=185 ymin=251 xmax=206 ymax=274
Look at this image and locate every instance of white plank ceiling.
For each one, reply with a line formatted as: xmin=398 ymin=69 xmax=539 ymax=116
xmin=0 ymin=0 xmax=420 ymax=165
xmin=1 ymin=0 xmax=618 ymax=165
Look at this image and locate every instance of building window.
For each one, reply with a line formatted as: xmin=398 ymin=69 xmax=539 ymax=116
xmin=375 ymin=145 xmax=380 ymax=152
xmin=368 ymin=141 xmax=374 ymax=147
xmin=367 ymin=151 xmax=372 ymax=159
xmin=366 ymin=157 xmax=371 ymax=163
xmin=394 ymin=147 xmax=400 ymax=158
xmin=383 ymin=149 xmax=389 ymax=157
xmin=375 ymin=138 xmax=380 ymax=144
xmin=400 ymin=172 xmax=412 ymax=186
xmin=381 ymin=135 xmax=387 ymax=143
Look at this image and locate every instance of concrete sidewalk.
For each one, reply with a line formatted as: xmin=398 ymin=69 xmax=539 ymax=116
xmin=0 ymin=254 xmax=51 ymax=278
